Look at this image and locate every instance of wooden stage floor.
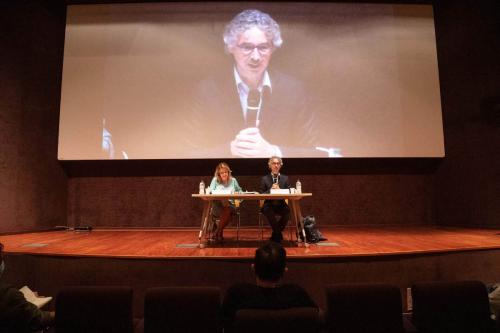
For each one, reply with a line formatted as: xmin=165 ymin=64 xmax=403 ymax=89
xmin=1 ymin=226 xmax=499 ymax=259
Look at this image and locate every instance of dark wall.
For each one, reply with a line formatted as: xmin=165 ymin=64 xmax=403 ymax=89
xmin=433 ymin=1 xmax=500 ymax=227
xmin=67 ymin=174 xmax=435 ymax=227
xmin=1 ymin=1 xmax=499 ymax=232
xmin=0 ymin=2 xmax=68 ymax=233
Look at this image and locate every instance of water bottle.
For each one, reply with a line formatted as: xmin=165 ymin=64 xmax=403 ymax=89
xmin=296 ymin=179 xmax=302 ymax=194
xmin=199 ymin=180 xmax=205 ymax=194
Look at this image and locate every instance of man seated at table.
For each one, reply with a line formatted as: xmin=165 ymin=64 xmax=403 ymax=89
xmin=221 ymin=242 xmax=317 ymax=330
xmin=259 ymin=156 xmax=290 ymax=242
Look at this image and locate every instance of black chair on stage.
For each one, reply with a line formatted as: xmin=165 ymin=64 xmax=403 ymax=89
xmin=143 ymin=286 xmax=221 ymax=333
xmin=411 ymin=280 xmax=494 ymax=333
xmin=325 ymin=283 xmax=405 ymax=333
xmin=232 ymin=307 xmax=321 ymax=333
xmin=55 ymin=286 xmax=134 ymax=333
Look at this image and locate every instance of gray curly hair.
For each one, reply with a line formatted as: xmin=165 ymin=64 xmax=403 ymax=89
xmin=223 ymin=9 xmax=283 ymax=52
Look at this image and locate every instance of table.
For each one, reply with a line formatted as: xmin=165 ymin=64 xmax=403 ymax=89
xmin=192 ymin=193 xmax=312 ymax=247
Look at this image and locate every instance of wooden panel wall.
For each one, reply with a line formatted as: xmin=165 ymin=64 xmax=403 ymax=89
xmin=0 ymin=2 xmax=67 ymax=233
xmin=67 ymin=174 xmax=434 ymax=227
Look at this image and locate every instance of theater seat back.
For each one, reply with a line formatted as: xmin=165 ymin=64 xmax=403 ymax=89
xmin=56 ymin=286 xmax=134 ymax=333
xmin=411 ymin=280 xmax=492 ymax=333
xmin=326 ymin=283 xmax=405 ymax=333
xmin=144 ymin=286 xmax=221 ymax=333
xmin=233 ymin=307 xmax=320 ymax=333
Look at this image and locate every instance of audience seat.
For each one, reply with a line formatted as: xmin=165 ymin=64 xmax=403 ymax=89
xmin=143 ymin=286 xmax=221 ymax=333
xmin=411 ymin=280 xmax=493 ymax=333
xmin=232 ymin=307 xmax=321 ymax=333
xmin=55 ymin=286 xmax=134 ymax=333
xmin=326 ymin=283 xmax=405 ymax=333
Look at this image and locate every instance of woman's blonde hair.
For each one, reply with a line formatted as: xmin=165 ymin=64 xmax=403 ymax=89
xmin=214 ymin=162 xmax=232 ymax=184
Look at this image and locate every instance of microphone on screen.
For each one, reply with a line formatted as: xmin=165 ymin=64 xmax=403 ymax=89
xmin=246 ymin=89 xmax=260 ymax=128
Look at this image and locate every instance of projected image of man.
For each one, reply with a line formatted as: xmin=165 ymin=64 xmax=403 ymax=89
xmin=226 ymin=10 xmax=283 ymax=157
xmin=188 ymin=9 xmax=320 ymax=158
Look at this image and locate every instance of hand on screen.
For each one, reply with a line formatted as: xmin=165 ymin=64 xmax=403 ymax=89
xmin=230 ymin=127 xmax=277 ymax=157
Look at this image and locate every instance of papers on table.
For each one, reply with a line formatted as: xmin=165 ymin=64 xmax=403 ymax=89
xmin=210 ymin=189 xmax=232 ymax=194
xmin=270 ymin=188 xmax=291 ymax=194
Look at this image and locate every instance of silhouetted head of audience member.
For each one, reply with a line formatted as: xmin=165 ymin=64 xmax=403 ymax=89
xmin=253 ymin=241 xmax=287 ymax=283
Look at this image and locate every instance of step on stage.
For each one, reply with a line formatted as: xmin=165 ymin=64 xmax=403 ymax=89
xmin=1 ymin=226 xmax=499 ymax=313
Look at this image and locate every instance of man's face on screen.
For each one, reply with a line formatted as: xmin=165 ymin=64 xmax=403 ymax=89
xmin=229 ymin=26 xmax=273 ymax=88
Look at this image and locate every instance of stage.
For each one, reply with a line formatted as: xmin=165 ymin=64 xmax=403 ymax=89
xmin=1 ymin=226 xmax=499 ymax=315
xmin=1 ymin=226 xmax=499 ymax=258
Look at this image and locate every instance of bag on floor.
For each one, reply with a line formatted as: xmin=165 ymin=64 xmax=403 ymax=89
xmin=303 ymin=215 xmax=327 ymax=243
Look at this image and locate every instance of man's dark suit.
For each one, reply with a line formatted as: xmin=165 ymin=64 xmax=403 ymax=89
xmin=184 ymin=67 xmax=321 ymax=158
xmin=259 ymin=173 xmax=290 ymax=241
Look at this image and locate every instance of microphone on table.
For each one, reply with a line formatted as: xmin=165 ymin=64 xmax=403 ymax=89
xmin=74 ymin=226 xmax=93 ymax=232
xmin=246 ymin=89 xmax=261 ymax=128
xmin=55 ymin=225 xmax=93 ymax=232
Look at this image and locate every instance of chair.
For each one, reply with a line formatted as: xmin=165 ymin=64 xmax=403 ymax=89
xmin=411 ymin=280 xmax=493 ymax=333
xmin=325 ymin=283 xmax=405 ymax=333
xmin=258 ymin=199 xmax=295 ymax=242
xmin=236 ymin=199 xmax=286 ymax=242
xmin=55 ymin=286 xmax=134 ymax=333
xmin=207 ymin=200 xmax=242 ymax=241
xmin=143 ymin=286 xmax=221 ymax=333
xmin=232 ymin=307 xmax=321 ymax=333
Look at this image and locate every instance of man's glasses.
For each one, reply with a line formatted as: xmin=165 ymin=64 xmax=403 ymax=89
xmin=237 ymin=43 xmax=272 ymax=55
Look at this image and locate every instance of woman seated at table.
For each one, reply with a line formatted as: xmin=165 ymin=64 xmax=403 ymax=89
xmin=209 ymin=162 xmax=242 ymax=241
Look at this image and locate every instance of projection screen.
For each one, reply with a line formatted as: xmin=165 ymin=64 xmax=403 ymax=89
xmin=58 ymin=2 xmax=444 ymax=159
